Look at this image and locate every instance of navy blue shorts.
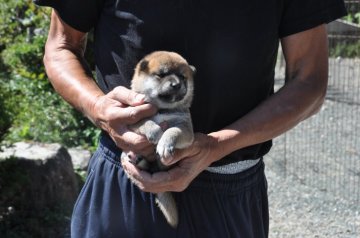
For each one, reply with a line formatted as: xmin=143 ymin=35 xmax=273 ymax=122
xmin=71 ymin=135 xmax=269 ymax=238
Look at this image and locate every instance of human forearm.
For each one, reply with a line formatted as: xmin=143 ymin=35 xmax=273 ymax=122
xmin=44 ymin=11 xmax=157 ymax=156
xmin=209 ymin=25 xmax=329 ymax=163
xmin=44 ymin=11 xmax=103 ymax=123
xmin=209 ymin=75 xmax=327 ymax=161
xmin=44 ymin=45 xmax=104 ymax=122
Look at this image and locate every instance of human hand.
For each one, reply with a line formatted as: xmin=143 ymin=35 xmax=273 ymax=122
xmin=121 ymin=133 xmax=220 ymax=193
xmin=92 ymin=86 xmax=157 ymax=157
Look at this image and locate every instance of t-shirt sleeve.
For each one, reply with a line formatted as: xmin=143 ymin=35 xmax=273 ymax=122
xmin=33 ymin=0 xmax=102 ymax=32
xmin=279 ymin=0 xmax=347 ymax=38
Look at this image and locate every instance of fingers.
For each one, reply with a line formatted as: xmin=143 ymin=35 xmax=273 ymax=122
xmin=118 ymin=104 xmax=157 ymax=125
xmin=93 ymin=92 xmax=157 ymax=128
xmin=105 ymin=87 xmax=157 ymax=124
xmin=103 ymin=103 xmax=156 ymax=125
xmin=122 ymin=159 xmax=191 ymax=193
xmin=110 ymin=129 xmax=155 ymax=156
xmin=160 ymin=146 xmax=198 ymax=166
xmin=153 ymin=166 xmax=191 ymax=192
xmin=94 ymin=86 xmax=158 ymax=154
xmin=108 ymin=86 xmax=147 ymax=106
xmin=160 ymin=133 xmax=214 ymax=166
xmin=121 ymin=132 xmax=216 ymax=194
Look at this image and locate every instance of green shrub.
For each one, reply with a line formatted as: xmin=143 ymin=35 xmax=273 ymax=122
xmin=344 ymin=1 xmax=360 ymax=25
xmin=330 ymin=40 xmax=360 ymax=58
xmin=0 ymin=0 xmax=99 ymax=150
xmin=344 ymin=13 xmax=360 ymax=25
xmin=0 ymin=79 xmax=13 ymax=140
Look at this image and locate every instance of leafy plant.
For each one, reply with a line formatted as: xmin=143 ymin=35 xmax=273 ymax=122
xmin=0 ymin=0 xmax=99 ymax=150
xmin=330 ymin=40 xmax=360 ymax=58
xmin=344 ymin=12 xmax=360 ymax=25
xmin=0 ymin=79 xmax=13 ymax=139
xmin=343 ymin=0 xmax=360 ymax=25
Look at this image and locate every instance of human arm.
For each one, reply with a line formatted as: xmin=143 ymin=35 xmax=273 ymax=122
xmin=122 ymin=24 xmax=329 ymax=192
xmin=208 ymin=24 xmax=328 ymax=161
xmin=44 ymin=10 xmax=157 ymax=155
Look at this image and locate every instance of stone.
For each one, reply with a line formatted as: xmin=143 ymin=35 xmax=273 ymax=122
xmin=0 ymin=141 xmax=79 ymax=221
xmin=68 ymin=147 xmax=91 ymax=170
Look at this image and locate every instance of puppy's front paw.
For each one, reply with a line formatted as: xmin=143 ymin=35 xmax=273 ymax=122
xmin=156 ymin=138 xmax=175 ymax=161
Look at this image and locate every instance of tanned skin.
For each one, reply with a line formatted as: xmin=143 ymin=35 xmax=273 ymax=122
xmin=45 ymin=10 xmax=328 ymax=194
xmin=44 ymin=11 xmax=157 ymax=158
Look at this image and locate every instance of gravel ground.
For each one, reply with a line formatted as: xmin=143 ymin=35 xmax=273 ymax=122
xmin=266 ymin=57 xmax=360 ymax=237
xmin=266 ymin=158 xmax=360 ymax=238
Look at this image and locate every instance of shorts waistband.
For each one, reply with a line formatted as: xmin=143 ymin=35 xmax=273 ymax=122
xmin=206 ymin=158 xmax=260 ymax=174
xmin=98 ymin=132 xmax=123 ymax=163
xmin=188 ymin=160 xmax=265 ymax=194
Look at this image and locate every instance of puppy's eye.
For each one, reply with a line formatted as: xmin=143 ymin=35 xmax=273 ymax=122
xmin=177 ymin=74 xmax=186 ymax=80
xmin=155 ymin=72 xmax=167 ymax=78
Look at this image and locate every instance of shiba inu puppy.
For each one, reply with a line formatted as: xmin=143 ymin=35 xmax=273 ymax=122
xmin=121 ymin=51 xmax=196 ymax=228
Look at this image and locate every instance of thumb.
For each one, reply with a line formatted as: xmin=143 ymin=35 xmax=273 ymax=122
xmin=160 ymin=148 xmax=191 ymax=166
xmin=109 ymin=86 xmax=147 ymax=106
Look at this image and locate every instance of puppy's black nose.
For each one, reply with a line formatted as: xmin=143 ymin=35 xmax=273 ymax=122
xmin=170 ymin=81 xmax=181 ymax=90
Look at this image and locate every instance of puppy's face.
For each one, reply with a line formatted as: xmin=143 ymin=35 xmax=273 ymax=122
xmin=131 ymin=51 xmax=195 ymax=109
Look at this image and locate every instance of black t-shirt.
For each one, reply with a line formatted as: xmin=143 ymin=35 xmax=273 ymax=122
xmin=35 ymin=0 xmax=346 ymax=166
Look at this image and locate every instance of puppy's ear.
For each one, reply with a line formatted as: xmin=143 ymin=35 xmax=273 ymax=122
xmin=190 ymin=65 xmax=196 ymax=75
xmin=139 ymin=60 xmax=149 ymax=73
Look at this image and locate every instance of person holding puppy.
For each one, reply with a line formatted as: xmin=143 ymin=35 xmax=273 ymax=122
xmin=36 ymin=0 xmax=347 ymax=237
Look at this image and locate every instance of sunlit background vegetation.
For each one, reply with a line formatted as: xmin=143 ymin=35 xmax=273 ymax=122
xmin=0 ymin=0 xmax=99 ymax=151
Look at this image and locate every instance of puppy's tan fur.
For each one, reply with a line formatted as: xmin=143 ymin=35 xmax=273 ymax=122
xmin=121 ymin=51 xmax=195 ymax=228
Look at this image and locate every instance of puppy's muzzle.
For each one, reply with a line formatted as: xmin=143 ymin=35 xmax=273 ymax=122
xmin=158 ymin=76 xmax=187 ymax=103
